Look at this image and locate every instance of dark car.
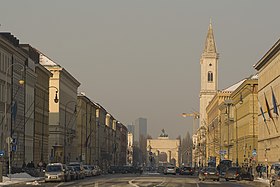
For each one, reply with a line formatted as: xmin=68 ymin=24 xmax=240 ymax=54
xmin=67 ymin=166 xmax=78 ymax=180
xmin=225 ymin=167 xmax=253 ymax=181
xmin=199 ymin=167 xmax=220 ymax=181
xmin=180 ymin=166 xmax=194 ymax=175
xmin=108 ymin=166 xmax=123 ymax=174
xmin=122 ymin=166 xmax=136 ymax=174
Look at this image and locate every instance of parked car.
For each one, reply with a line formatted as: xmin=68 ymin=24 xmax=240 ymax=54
xmin=157 ymin=166 xmax=165 ymax=174
xmin=270 ymin=163 xmax=280 ymax=186
xmin=67 ymin=166 xmax=78 ymax=180
xmin=83 ymin=165 xmax=93 ymax=177
xmin=180 ymin=166 xmax=194 ymax=175
xmin=44 ymin=163 xmax=71 ymax=182
xmin=68 ymin=162 xmax=85 ymax=179
xmin=225 ymin=167 xmax=254 ymax=181
xmin=199 ymin=167 xmax=220 ymax=181
xmin=164 ymin=165 xmax=176 ymax=175
xmin=93 ymin=165 xmax=102 ymax=176
xmin=108 ymin=166 xmax=123 ymax=174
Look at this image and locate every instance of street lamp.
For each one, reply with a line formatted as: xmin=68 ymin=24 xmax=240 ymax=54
xmin=224 ymin=100 xmax=233 ymax=161
xmin=64 ymin=100 xmax=77 ymax=164
xmin=3 ymin=62 xmax=25 ymax=181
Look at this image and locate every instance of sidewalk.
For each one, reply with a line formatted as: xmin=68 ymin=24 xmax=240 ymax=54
xmin=254 ymin=177 xmax=270 ymax=186
xmin=0 ymin=173 xmax=43 ymax=186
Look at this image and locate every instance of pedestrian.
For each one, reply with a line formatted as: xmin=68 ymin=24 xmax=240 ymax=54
xmin=256 ymin=164 xmax=260 ymax=177
xmin=260 ymin=164 xmax=263 ymax=178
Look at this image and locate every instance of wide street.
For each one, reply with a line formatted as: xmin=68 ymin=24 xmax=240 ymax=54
xmin=9 ymin=173 xmax=269 ymax=187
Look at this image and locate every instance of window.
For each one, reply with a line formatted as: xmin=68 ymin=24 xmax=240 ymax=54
xmin=208 ymin=71 xmax=213 ymax=82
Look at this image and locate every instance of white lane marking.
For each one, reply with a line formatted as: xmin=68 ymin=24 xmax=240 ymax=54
xmin=196 ymin=182 xmax=200 ymax=187
xmin=95 ymin=182 xmax=99 ymax=187
xmin=155 ymin=177 xmax=166 ymax=186
xmin=54 ymin=182 xmax=64 ymax=187
xmin=129 ymin=178 xmax=139 ymax=187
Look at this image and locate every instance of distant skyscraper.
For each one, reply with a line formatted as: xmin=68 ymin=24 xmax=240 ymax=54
xmin=126 ymin=124 xmax=135 ymax=134
xmin=134 ymin=117 xmax=147 ymax=144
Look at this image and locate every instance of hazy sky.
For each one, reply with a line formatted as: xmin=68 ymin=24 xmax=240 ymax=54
xmin=1 ymin=1 xmax=279 ymax=139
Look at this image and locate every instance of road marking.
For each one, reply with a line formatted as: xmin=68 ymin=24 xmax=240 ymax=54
xmin=129 ymin=178 xmax=139 ymax=187
xmin=54 ymin=182 xmax=64 ymax=187
xmin=155 ymin=177 xmax=166 ymax=186
xmin=196 ymin=182 xmax=200 ymax=187
xmin=95 ymin=182 xmax=99 ymax=187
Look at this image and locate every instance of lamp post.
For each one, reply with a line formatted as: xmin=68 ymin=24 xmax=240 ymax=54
xmin=3 ymin=62 xmax=25 ymax=181
xmin=224 ymin=100 xmax=233 ymax=161
xmin=40 ymin=86 xmax=58 ymax=162
xmin=64 ymin=100 xmax=76 ymax=164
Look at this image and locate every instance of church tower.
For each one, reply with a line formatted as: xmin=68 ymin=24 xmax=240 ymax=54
xmin=199 ymin=21 xmax=219 ymax=127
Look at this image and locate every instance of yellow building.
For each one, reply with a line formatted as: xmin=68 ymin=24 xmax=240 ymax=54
xmin=254 ymin=38 xmax=280 ymax=165
xmin=206 ymin=90 xmax=231 ymax=166
xmin=230 ymin=77 xmax=258 ymax=167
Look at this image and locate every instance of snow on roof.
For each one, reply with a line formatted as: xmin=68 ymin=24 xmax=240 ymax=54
xmin=223 ymin=79 xmax=246 ymax=92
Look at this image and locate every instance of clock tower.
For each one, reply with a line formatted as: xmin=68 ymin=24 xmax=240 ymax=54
xmin=199 ymin=21 xmax=219 ymax=127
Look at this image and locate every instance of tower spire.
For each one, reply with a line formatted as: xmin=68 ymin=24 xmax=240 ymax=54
xmin=203 ymin=20 xmax=217 ymax=54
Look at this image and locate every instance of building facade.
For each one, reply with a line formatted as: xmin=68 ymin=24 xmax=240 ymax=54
xmin=147 ymin=132 xmax=181 ymax=167
xmin=39 ymin=52 xmax=81 ymax=163
xmin=254 ymin=38 xmax=280 ymax=165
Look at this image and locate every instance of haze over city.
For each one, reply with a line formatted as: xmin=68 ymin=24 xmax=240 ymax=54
xmin=1 ymin=0 xmax=280 ymax=138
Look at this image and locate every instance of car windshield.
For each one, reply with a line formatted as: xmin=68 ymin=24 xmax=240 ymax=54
xmin=167 ymin=166 xmax=175 ymax=169
xmin=46 ymin=165 xmax=62 ymax=172
xmin=228 ymin=167 xmax=239 ymax=171
xmin=207 ymin=168 xmax=217 ymax=172
xmin=74 ymin=166 xmax=81 ymax=171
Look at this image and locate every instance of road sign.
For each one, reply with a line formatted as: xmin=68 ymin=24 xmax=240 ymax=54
xmin=0 ymin=150 xmax=4 ymax=157
xmin=11 ymin=145 xmax=17 ymax=152
xmin=219 ymin=150 xmax=226 ymax=155
xmin=252 ymin=149 xmax=257 ymax=156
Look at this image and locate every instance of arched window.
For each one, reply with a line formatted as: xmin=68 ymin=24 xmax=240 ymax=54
xmin=208 ymin=71 xmax=213 ymax=82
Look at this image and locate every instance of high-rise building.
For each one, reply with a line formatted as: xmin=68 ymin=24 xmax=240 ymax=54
xmin=134 ymin=117 xmax=147 ymax=144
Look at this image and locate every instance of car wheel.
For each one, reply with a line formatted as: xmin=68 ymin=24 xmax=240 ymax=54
xmin=226 ymin=178 xmax=229 ymax=181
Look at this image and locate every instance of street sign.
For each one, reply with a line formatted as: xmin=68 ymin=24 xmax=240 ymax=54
xmin=11 ymin=145 xmax=17 ymax=152
xmin=0 ymin=150 xmax=4 ymax=157
xmin=219 ymin=150 xmax=226 ymax=155
xmin=252 ymin=149 xmax=257 ymax=156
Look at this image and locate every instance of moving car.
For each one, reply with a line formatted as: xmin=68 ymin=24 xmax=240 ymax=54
xmin=44 ymin=163 xmax=71 ymax=182
xmin=179 ymin=166 xmax=194 ymax=175
xmin=199 ymin=167 xmax=219 ymax=181
xmin=164 ymin=165 xmax=176 ymax=175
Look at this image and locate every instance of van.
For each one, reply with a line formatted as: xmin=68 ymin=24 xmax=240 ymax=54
xmin=44 ymin=163 xmax=71 ymax=182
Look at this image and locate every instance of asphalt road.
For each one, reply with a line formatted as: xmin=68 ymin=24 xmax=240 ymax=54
xmin=9 ymin=173 xmax=269 ymax=187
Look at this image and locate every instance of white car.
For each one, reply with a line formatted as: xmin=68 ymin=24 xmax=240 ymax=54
xmin=44 ymin=163 xmax=71 ymax=182
xmin=164 ymin=165 xmax=176 ymax=175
